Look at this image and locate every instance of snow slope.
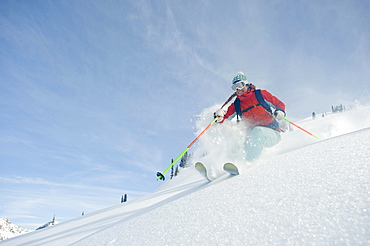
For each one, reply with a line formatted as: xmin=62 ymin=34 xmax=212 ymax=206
xmin=1 ymin=105 xmax=369 ymax=245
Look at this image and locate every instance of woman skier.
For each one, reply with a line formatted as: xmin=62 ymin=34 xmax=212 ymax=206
xmin=215 ymin=72 xmax=286 ymax=161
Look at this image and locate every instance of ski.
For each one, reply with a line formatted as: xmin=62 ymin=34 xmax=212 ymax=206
xmin=195 ymin=162 xmax=239 ymax=181
xmin=223 ymin=163 xmax=239 ymax=175
xmin=195 ymin=162 xmax=212 ymax=181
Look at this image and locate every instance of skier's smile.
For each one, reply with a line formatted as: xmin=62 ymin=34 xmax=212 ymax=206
xmin=236 ymin=86 xmax=248 ymax=96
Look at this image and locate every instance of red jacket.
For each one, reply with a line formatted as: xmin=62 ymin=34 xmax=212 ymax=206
xmin=223 ymin=89 xmax=286 ymax=130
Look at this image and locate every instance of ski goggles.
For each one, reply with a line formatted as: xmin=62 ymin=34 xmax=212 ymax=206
xmin=231 ymin=80 xmax=248 ymax=91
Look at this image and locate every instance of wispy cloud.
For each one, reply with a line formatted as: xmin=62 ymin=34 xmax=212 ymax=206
xmin=0 ymin=175 xmax=148 ymax=196
xmin=0 ymin=176 xmax=51 ymax=185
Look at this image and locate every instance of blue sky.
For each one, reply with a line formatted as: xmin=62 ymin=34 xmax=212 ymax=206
xmin=1 ymin=0 xmax=369 ymax=229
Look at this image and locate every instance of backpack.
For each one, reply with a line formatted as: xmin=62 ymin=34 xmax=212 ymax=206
xmin=234 ymin=90 xmax=279 ymax=130
xmin=235 ymin=89 xmax=272 ymax=118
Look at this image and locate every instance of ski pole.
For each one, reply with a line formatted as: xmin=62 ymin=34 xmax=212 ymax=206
xmin=156 ymin=117 xmax=219 ymax=181
xmin=283 ymin=118 xmax=321 ymax=140
xmin=156 ymin=93 xmax=236 ymax=181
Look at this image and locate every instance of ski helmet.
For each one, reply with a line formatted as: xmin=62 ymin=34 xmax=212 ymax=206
xmin=231 ymin=72 xmax=248 ymax=84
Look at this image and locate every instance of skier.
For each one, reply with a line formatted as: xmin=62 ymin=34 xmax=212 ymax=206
xmin=215 ymin=72 xmax=286 ymax=162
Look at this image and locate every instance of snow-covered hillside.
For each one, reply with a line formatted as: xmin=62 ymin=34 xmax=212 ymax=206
xmin=0 ymin=218 xmax=31 ymax=241
xmin=1 ymin=105 xmax=369 ymax=245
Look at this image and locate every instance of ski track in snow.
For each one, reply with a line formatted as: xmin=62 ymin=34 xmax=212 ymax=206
xmin=1 ymin=105 xmax=370 ymax=245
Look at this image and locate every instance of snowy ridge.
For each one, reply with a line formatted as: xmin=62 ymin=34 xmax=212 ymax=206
xmin=0 ymin=218 xmax=31 ymax=241
xmin=1 ymin=105 xmax=369 ymax=245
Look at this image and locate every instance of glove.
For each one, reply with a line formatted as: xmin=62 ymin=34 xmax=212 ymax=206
xmin=214 ymin=108 xmax=226 ymax=123
xmin=273 ymin=110 xmax=286 ymax=120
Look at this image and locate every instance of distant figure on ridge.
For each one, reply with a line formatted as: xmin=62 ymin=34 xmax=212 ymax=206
xmin=214 ymin=72 xmax=286 ymax=162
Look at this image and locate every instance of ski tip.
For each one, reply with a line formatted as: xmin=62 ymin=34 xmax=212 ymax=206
xmin=223 ymin=163 xmax=239 ymax=175
xmin=195 ymin=162 xmax=212 ymax=182
xmin=195 ymin=162 xmax=206 ymax=170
